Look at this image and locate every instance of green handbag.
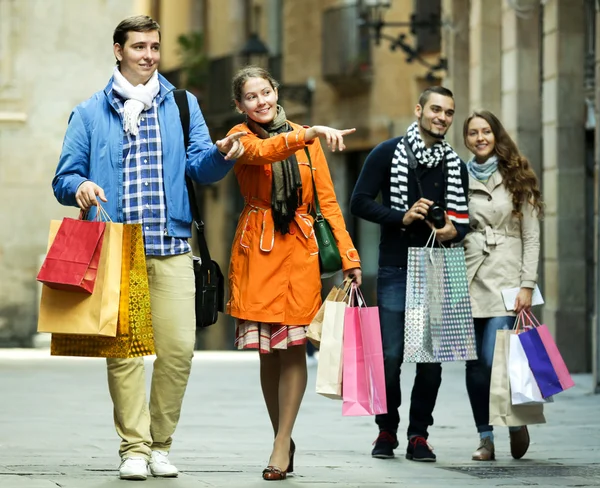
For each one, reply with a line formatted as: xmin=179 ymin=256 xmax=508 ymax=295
xmin=305 ymin=148 xmax=343 ymax=277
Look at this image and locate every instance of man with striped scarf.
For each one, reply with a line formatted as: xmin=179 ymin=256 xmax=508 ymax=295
xmin=350 ymin=87 xmax=469 ymax=462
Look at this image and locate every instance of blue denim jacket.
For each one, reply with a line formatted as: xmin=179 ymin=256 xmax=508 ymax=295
xmin=53 ymin=73 xmax=233 ymax=238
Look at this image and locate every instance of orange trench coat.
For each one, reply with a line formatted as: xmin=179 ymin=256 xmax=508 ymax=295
xmin=226 ymin=121 xmax=361 ymax=325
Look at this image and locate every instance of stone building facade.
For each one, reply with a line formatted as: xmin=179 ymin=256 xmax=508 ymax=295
xmin=0 ymin=0 xmax=138 ymax=344
xmin=442 ymin=0 xmax=599 ymax=374
xmin=1 ymin=0 xmax=598 ymax=377
xmin=150 ymin=0 xmax=450 ymax=349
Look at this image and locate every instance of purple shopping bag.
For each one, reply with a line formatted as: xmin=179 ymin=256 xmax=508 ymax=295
xmin=342 ymin=285 xmax=387 ymax=416
xmin=517 ymin=312 xmax=564 ymax=398
xmin=521 ymin=311 xmax=574 ymax=393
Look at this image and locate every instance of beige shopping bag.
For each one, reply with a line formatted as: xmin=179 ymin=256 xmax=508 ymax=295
xmin=315 ymin=300 xmax=347 ymax=400
xmin=37 ymin=220 xmax=123 ymax=336
xmin=489 ymin=330 xmax=546 ymax=426
xmin=307 ymin=278 xmax=351 ymax=348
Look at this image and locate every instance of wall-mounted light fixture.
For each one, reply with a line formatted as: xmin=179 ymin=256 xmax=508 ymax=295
xmin=359 ymin=0 xmax=447 ymax=81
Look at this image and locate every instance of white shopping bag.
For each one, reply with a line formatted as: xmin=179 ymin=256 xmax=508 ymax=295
xmin=315 ymin=301 xmax=347 ymax=400
xmin=509 ymin=334 xmax=553 ymax=406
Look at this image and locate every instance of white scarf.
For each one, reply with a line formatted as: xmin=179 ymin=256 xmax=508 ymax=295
xmin=112 ymin=66 xmax=160 ymax=136
xmin=390 ymin=122 xmax=469 ymax=225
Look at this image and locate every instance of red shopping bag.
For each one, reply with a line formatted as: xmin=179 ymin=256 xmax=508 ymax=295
xmin=342 ymin=284 xmax=387 ymax=416
xmin=37 ymin=217 xmax=106 ymax=294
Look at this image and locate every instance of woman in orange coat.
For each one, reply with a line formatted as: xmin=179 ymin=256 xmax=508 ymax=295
xmin=228 ymin=66 xmax=362 ymax=480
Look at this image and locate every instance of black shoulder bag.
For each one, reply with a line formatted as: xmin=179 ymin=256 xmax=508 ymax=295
xmin=173 ymin=89 xmax=225 ymax=328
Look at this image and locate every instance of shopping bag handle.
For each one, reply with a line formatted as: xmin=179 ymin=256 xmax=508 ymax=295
xmin=515 ymin=309 xmax=540 ymax=332
xmin=513 ymin=313 xmax=524 ymax=333
xmin=425 ymin=228 xmax=447 ymax=265
xmin=521 ymin=309 xmax=542 ymax=328
xmin=425 ymin=228 xmax=436 ymax=249
xmin=349 ymin=282 xmax=367 ymax=308
xmin=425 ymin=228 xmax=448 ymax=249
xmin=79 ymin=201 xmax=112 ymax=222
xmin=337 ymin=277 xmax=353 ymax=300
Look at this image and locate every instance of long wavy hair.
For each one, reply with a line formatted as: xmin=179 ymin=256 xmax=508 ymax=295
xmin=463 ymin=111 xmax=544 ymax=219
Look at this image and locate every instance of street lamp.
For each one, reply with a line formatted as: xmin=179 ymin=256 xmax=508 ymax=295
xmin=240 ymin=33 xmax=270 ymax=66
xmin=359 ymin=0 xmax=448 ymax=81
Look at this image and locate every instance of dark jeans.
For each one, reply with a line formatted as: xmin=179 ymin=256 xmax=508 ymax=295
xmin=465 ymin=316 xmax=514 ymax=433
xmin=375 ymin=266 xmax=442 ymax=440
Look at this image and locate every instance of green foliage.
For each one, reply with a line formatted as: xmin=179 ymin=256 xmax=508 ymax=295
xmin=177 ymin=31 xmax=208 ymax=91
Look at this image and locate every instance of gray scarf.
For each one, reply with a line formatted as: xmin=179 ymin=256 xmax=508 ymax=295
xmin=245 ymin=105 xmax=303 ymax=235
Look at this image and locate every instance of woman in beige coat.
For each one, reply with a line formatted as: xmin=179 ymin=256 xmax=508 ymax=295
xmin=462 ymin=110 xmax=544 ymax=462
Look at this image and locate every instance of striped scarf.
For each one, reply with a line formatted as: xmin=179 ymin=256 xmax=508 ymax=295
xmin=390 ymin=122 xmax=469 ymax=224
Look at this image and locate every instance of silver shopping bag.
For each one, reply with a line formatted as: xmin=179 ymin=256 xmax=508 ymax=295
xmin=404 ymin=234 xmax=477 ymax=362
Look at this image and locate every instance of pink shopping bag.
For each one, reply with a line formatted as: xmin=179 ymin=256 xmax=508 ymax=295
xmin=342 ymin=285 xmax=387 ymax=416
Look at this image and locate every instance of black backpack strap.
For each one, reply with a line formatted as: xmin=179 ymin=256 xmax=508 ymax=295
xmin=173 ymin=89 xmax=212 ymax=264
xmin=174 ymin=89 xmax=190 ymax=149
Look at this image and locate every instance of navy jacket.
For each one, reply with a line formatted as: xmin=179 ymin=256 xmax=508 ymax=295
xmin=350 ymin=136 xmax=470 ymax=268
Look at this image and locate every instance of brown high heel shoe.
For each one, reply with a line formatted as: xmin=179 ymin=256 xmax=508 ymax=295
xmin=262 ymin=440 xmax=295 ymax=481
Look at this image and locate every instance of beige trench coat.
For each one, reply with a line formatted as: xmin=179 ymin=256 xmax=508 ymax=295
xmin=463 ymin=170 xmax=540 ymax=318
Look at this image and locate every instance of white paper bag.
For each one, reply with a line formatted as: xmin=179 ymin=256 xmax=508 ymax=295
xmin=509 ymin=334 xmax=553 ymax=405
xmin=315 ymin=301 xmax=347 ymax=400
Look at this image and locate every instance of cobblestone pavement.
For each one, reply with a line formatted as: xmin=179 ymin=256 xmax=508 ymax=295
xmin=0 ymin=349 xmax=599 ymax=487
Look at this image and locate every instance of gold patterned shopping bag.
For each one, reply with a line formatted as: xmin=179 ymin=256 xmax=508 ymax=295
xmin=51 ymin=224 xmax=155 ymax=358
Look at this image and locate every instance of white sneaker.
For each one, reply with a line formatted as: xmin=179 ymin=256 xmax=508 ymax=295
xmin=119 ymin=457 xmax=148 ymax=480
xmin=149 ymin=450 xmax=179 ymax=478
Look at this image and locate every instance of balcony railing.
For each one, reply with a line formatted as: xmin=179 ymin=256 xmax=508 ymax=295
xmin=322 ymin=4 xmax=372 ymax=91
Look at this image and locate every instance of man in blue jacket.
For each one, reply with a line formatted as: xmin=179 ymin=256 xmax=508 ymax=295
xmin=53 ymin=15 xmax=245 ymax=481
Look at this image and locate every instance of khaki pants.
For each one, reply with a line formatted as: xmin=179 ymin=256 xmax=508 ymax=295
xmin=106 ymin=253 xmax=196 ymax=459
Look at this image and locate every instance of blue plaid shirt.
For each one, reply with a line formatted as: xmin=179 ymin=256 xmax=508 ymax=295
xmin=113 ymin=94 xmax=191 ymax=256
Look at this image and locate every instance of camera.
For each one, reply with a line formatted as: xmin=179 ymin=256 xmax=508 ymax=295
xmin=427 ymin=203 xmax=446 ymax=229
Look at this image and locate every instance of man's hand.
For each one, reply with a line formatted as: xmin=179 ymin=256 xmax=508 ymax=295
xmin=305 ymin=126 xmax=356 ymax=152
xmin=427 ymin=213 xmax=458 ymax=242
xmin=216 ymin=131 xmax=247 ymax=160
xmin=344 ymin=267 xmax=362 ymax=287
xmin=402 ymin=198 xmax=434 ymax=226
xmin=75 ymin=181 xmax=107 ymax=211
xmin=514 ymin=287 xmax=533 ymax=313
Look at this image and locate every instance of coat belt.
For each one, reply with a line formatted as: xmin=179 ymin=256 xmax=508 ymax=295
xmin=244 ymin=198 xmax=315 ymax=252
xmin=477 ymin=226 xmax=520 ymax=254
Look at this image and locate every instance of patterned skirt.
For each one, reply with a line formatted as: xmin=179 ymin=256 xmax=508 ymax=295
xmin=235 ymin=320 xmax=307 ymax=354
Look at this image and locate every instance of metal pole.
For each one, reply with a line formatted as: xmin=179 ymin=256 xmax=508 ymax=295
xmin=594 ymin=2 xmax=600 ymax=394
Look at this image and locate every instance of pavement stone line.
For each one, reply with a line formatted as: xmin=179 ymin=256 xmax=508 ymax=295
xmin=0 ymin=350 xmax=599 ymax=487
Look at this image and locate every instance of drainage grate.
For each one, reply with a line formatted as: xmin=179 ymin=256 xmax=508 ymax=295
xmin=441 ymin=464 xmax=600 ymax=480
